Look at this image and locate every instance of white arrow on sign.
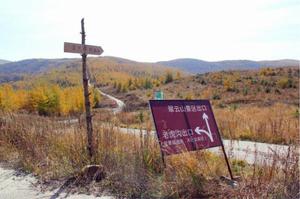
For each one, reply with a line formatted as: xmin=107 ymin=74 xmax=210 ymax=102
xmin=194 ymin=113 xmax=214 ymax=142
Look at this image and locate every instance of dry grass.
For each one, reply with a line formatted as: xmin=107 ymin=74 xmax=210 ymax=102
xmin=215 ymin=103 xmax=299 ymax=144
xmin=102 ymin=103 xmax=299 ymax=145
xmin=0 ymin=112 xmax=299 ymax=198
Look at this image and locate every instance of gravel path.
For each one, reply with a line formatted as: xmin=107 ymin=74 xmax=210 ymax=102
xmin=119 ymin=127 xmax=298 ymax=165
xmin=0 ymin=165 xmax=114 ymax=199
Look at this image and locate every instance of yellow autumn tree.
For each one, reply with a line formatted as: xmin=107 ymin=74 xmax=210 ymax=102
xmin=0 ymin=84 xmax=27 ymax=111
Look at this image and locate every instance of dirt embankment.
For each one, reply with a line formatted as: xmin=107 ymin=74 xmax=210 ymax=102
xmin=99 ymin=86 xmax=148 ymax=111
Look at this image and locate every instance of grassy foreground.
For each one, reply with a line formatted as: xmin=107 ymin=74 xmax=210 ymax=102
xmin=0 ymin=112 xmax=299 ymax=198
xmin=112 ymin=103 xmax=299 ymax=145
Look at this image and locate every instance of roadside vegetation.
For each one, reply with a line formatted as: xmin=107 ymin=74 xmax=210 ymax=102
xmin=0 ymin=112 xmax=298 ymax=198
xmin=99 ymin=67 xmax=299 ymax=145
xmin=107 ymin=102 xmax=299 ymax=145
xmin=215 ymin=103 xmax=299 ymax=144
xmin=0 ymin=57 xmax=180 ymax=116
xmin=0 ymin=64 xmax=299 ymax=198
xmin=105 ymin=67 xmax=299 ymax=109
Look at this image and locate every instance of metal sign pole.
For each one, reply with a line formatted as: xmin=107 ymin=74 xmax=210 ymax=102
xmin=81 ymin=18 xmax=94 ymax=159
xmin=149 ymin=103 xmax=166 ymax=168
xmin=220 ymin=141 xmax=234 ymax=180
xmin=208 ymin=103 xmax=234 ymax=180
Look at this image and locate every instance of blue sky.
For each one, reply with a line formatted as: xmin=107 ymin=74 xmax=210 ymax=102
xmin=0 ymin=0 xmax=299 ymax=62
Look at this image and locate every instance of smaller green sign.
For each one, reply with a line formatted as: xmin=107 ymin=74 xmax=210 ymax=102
xmin=154 ymin=91 xmax=164 ymax=100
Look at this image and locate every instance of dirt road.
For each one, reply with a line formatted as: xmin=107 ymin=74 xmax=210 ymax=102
xmin=0 ymin=165 xmax=114 ymax=199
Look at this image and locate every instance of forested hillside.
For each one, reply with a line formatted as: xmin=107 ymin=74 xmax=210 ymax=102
xmin=0 ymin=56 xmax=181 ymax=116
xmin=99 ymin=66 xmax=299 ymax=145
xmin=102 ymin=67 xmax=299 ymax=110
xmin=0 ymin=56 xmax=181 ymax=84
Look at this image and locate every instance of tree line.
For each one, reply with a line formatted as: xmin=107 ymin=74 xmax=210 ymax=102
xmin=0 ymin=84 xmax=100 ymax=116
xmin=112 ymin=71 xmax=180 ymax=93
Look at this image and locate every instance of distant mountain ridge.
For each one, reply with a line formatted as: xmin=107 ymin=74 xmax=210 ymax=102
xmin=0 ymin=58 xmax=80 ymax=83
xmin=0 ymin=57 xmax=175 ymax=83
xmin=0 ymin=59 xmax=10 ymax=65
xmin=158 ymin=58 xmax=299 ymax=74
xmin=0 ymin=58 xmax=78 ymax=74
xmin=0 ymin=57 xmax=298 ymax=79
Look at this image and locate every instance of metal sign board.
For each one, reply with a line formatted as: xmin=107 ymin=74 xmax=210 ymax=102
xmin=149 ymin=100 xmax=223 ymax=156
xmin=64 ymin=42 xmax=103 ymax=55
xmin=154 ymin=91 xmax=164 ymax=100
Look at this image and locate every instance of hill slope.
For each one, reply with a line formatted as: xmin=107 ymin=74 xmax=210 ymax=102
xmin=102 ymin=67 xmax=299 ymax=110
xmin=0 ymin=58 xmax=77 ymax=74
xmin=2 ymin=57 xmax=298 ymax=82
xmin=0 ymin=56 xmax=180 ymax=86
xmin=158 ymin=59 xmax=299 ymax=74
xmin=0 ymin=59 xmax=10 ymax=65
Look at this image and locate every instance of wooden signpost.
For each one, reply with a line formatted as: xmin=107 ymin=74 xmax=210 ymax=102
xmin=64 ymin=18 xmax=103 ymax=159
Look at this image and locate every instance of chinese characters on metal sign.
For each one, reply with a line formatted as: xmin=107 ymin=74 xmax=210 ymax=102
xmin=64 ymin=42 xmax=103 ymax=55
xmin=149 ymin=100 xmax=223 ymax=156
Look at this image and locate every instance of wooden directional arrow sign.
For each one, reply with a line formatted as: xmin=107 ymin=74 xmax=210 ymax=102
xmin=64 ymin=42 xmax=103 ymax=55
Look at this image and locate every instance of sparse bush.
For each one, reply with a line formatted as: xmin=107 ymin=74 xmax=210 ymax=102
xmin=177 ymin=92 xmax=183 ymax=99
xmin=113 ymin=81 xmax=117 ymax=88
xmin=146 ymin=91 xmax=152 ymax=98
xmin=256 ymin=86 xmax=261 ymax=93
xmin=212 ymin=93 xmax=221 ymax=100
xmin=229 ymin=104 xmax=239 ymax=111
xmin=175 ymin=71 xmax=181 ymax=79
xmin=116 ymin=82 xmax=122 ymax=93
xmin=243 ymin=87 xmax=249 ymax=96
xmin=143 ymin=78 xmax=153 ymax=89
xmin=185 ymin=93 xmax=193 ymax=100
xmin=265 ymin=87 xmax=271 ymax=93
xmin=121 ymin=84 xmax=128 ymax=92
xmin=223 ymin=79 xmax=234 ymax=91
xmin=293 ymin=109 xmax=299 ymax=118
xmin=231 ymin=159 xmax=246 ymax=173
xmin=275 ymin=88 xmax=281 ymax=94
xmin=277 ymin=78 xmax=294 ymax=89
xmin=251 ymin=79 xmax=258 ymax=84
xmin=164 ymin=71 xmax=173 ymax=84
xmin=217 ymin=103 xmax=226 ymax=108
xmin=198 ymin=79 xmax=207 ymax=85
xmin=137 ymin=111 xmax=144 ymax=123
xmin=260 ymin=79 xmax=269 ymax=86
xmin=239 ymin=130 xmax=253 ymax=141
xmin=259 ymin=67 xmax=276 ymax=76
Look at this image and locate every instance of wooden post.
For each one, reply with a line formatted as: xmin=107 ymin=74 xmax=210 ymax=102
xmin=81 ymin=18 xmax=94 ymax=159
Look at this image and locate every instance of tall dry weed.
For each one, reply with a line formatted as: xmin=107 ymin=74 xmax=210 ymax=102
xmin=0 ymin=112 xmax=299 ymax=198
